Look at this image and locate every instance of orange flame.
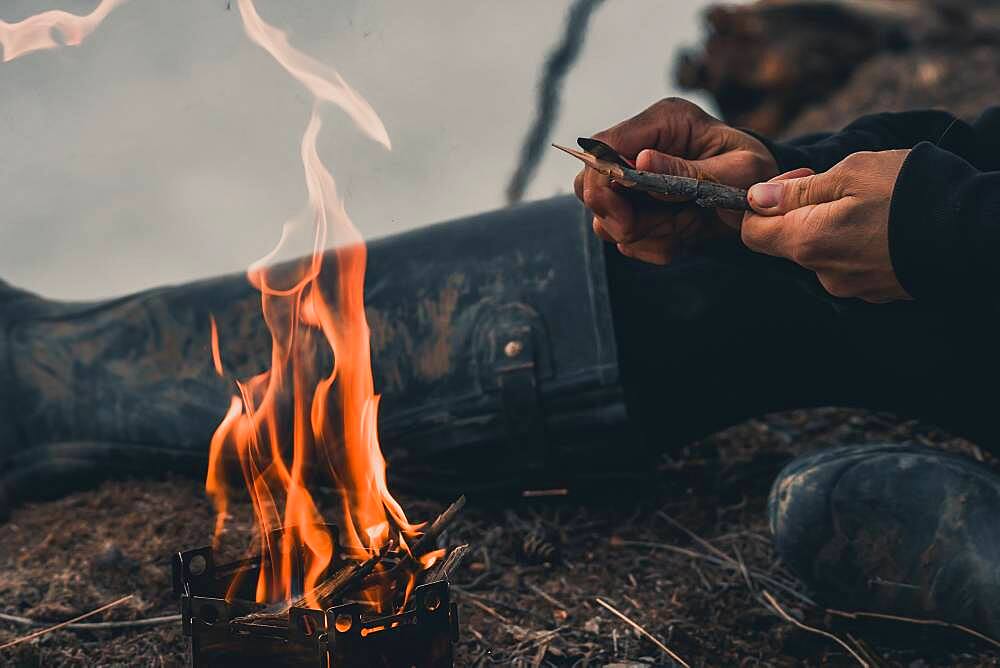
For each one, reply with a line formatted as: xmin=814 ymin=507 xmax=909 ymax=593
xmin=206 ymin=1 xmax=422 ymax=611
xmin=0 ymin=0 xmax=127 ymax=63
xmin=209 ymin=315 xmax=224 ymax=376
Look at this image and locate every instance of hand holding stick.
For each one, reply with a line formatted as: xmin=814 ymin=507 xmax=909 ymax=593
xmin=554 ymin=138 xmax=750 ymax=211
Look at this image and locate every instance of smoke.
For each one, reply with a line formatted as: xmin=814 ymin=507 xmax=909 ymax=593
xmin=505 ymin=0 xmax=604 ymax=205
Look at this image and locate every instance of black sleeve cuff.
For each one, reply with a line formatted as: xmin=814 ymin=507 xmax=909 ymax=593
xmin=747 ymin=110 xmax=964 ymax=175
xmin=969 ymin=107 xmax=1000 ymax=172
xmin=888 ymin=142 xmax=979 ymax=301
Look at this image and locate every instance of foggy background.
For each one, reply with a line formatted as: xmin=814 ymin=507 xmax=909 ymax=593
xmin=0 ymin=0 xmax=713 ymax=300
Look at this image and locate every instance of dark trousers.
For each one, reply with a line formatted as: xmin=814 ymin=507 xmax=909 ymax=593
xmin=609 ymin=244 xmax=999 ymax=452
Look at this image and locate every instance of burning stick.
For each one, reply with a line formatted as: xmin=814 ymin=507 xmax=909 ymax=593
xmin=381 ymin=495 xmax=467 ymax=587
xmin=427 ymin=543 xmax=471 ymax=583
xmin=232 ymin=525 xmax=467 ymax=630
xmin=233 ymin=542 xmax=393 ymax=628
xmin=302 ymin=541 xmax=392 ymax=608
xmin=410 ymin=496 xmax=467 ymax=558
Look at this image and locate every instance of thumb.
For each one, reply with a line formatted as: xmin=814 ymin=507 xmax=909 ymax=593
xmin=747 ymin=169 xmax=841 ymax=215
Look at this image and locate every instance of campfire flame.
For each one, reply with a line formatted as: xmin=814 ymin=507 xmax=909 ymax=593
xmin=3 ymin=0 xmax=427 ymax=613
xmin=0 ymin=0 xmax=127 ymax=63
xmin=205 ymin=1 xmax=423 ymax=611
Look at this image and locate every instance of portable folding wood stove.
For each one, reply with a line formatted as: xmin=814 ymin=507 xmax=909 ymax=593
xmin=172 ymin=524 xmax=462 ymax=667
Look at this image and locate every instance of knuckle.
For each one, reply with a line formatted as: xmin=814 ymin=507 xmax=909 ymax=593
xmin=617 ymin=225 xmax=642 ymax=244
xmin=656 ymin=96 xmax=705 ymax=120
xmin=726 ymin=151 xmax=759 ymax=177
xmin=841 ymin=152 xmax=868 ymax=168
xmin=841 ymin=151 xmax=876 ymax=171
xmin=618 ymin=242 xmax=641 ymax=262
xmin=592 ymin=128 xmax=613 ymax=143
xmin=819 ymin=275 xmax=853 ymax=298
xmin=624 ymin=238 xmax=672 ymax=265
xmin=790 ymin=178 xmax=813 ymax=207
xmin=657 ymin=96 xmax=687 ymax=110
xmin=746 ymin=152 xmax=771 ymax=175
xmin=581 ymin=191 xmax=606 ymax=218
xmin=836 ymin=153 xmax=870 ymax=185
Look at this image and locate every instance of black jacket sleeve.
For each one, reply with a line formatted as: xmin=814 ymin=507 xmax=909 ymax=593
xmin=757 ymin=108 xmax=1000 ymax=302
xmin=757 ymin=109 xmax=977 ymax=173
xmin=890 ymin=136 xmax=1000 ymax=302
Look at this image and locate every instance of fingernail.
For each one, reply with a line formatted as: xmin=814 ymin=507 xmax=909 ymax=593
xmin=749 ymin=182 xmax=783 ymax=208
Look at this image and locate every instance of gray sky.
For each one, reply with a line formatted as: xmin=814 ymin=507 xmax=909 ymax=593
xmin=1 ymin=0 xmax=713 ymax=300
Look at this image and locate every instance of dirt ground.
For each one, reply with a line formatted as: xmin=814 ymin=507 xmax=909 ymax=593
xmin=2 ymin=407 xmax=1000 ymax=667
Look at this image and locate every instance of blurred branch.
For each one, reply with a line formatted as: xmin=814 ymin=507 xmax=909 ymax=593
xmin=505 ymin=0 xmax=604 ymax=205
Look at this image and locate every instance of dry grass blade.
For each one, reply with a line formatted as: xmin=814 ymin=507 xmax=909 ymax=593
xmin=762 ymin=591 xmax=868 ymax=667
xmin=0 ymin=594 xmax=134 ymax=651
xmin=612 ymin=537 xmax=816 ymax=607
xmin=595 ymin=596 xmax=690 ymax=668
xmin=463 ymin=596 xmax=511 ymax=624
xmin=0 ymin=612 xmax=178 ymax=631
xmin=526 ymin=582 xmax=568 ymax=611
xmin=828 ymin=607 xmax=1000 ymax=651
xmin=531 ymin=639 xmax=549 ymax=667
xmin=657 ymin=511 xmax=738 ymax=567
xmin=732 ymin=544 xmax=754 ymax=594
xmin=846 ymin=632 xmax=885 ymax=667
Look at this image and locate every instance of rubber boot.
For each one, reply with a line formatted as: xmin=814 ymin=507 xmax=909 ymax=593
xmin=0 ymin=196 xmax=628 ymax=512
xmin=769 ymin=444 xmax=1000 ymax=639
